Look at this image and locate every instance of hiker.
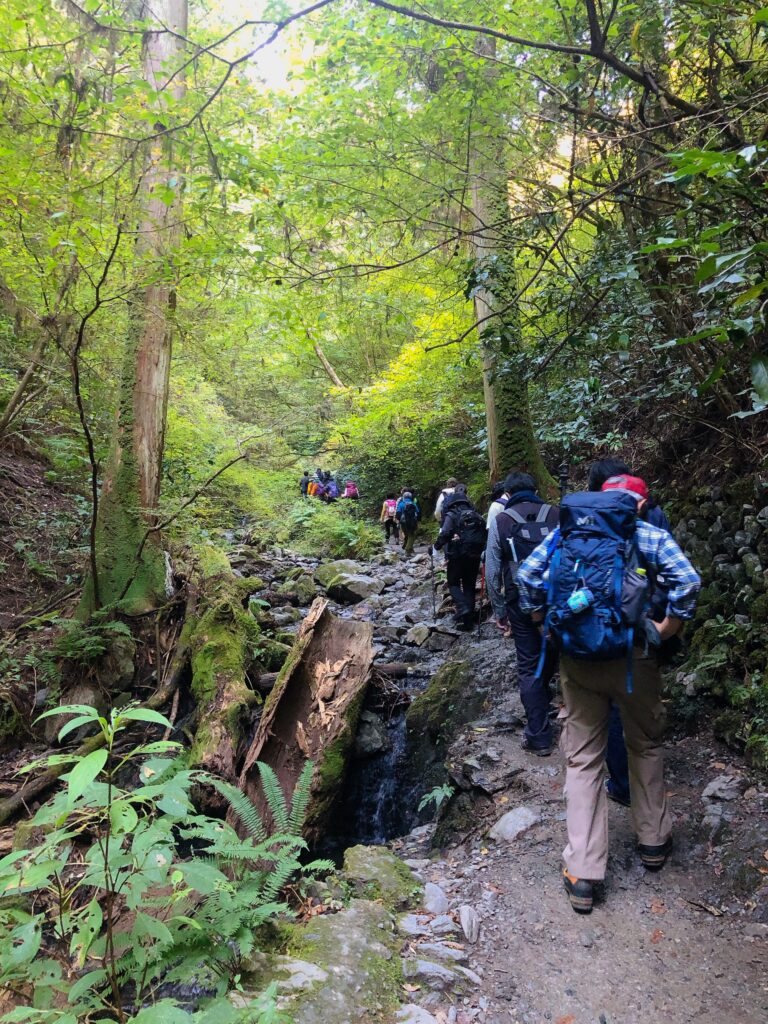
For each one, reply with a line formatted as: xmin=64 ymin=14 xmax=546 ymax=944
xmin=433 ymin=484 xmax=487 ymax=630
xmin=396 ymin=488 xmax=420 ymax=555
xmin=485 ymin=472 xmax=560 ymax=753
xmin=343 ymin=480 xmax=359 ymax=500
xmin=434 ymin=477 xmax=458 ymax=522
xmin=588 ymin=459 xmax=674 ymax=808
xmin=300 ymin=471 xmax=310 ymax=498
xmin=379 ymin=492 xmax=400 ymax=543
xmin=517 ymin=477 xmax=700 ymax=914
xmin=325 ymin=477 xmax=339 ymax=502
xmin=486 ymin=480 xmax=508 ymax=529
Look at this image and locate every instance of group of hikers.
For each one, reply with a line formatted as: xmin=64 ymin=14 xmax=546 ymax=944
xmin=378 ymin=488 xmax=423 ymax=554
xmin=300 ymin=468 xmax=359 ymax=502
xmin=402 ymin=461 xmax=701 ymax=915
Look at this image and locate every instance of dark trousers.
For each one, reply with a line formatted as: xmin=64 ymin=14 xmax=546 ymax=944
xmin=507 ymin=600 xmax=557 ymax=748
xmin=383 ymin=519 xmax=399 ymax=541
xmin=606 ymin=703 xmax=631 ymax=802
xmin=446 ymin=555 xmax=480 ymax=619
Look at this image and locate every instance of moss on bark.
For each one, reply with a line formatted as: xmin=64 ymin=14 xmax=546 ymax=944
xmin=187 ymin=545 xmax=262 ymax=779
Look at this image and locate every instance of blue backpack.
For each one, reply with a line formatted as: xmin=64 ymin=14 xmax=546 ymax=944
xmin=540 ymin=491 xmax=650 ymax=691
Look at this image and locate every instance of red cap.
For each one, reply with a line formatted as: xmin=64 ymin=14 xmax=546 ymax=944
xmin=601 ymin=474 xmax=649 ymax=502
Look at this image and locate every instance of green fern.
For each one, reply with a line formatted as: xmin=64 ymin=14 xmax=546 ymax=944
xmin=256 ymin=762 xmax=291 ymax=832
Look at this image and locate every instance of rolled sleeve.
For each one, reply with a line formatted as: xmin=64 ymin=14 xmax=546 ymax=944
xmin=636 ymin=523 xmax=700 ymax=620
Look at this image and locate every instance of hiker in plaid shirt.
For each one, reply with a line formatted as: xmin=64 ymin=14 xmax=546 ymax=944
xmin=517 ymin=474 xmax=700 ymax=913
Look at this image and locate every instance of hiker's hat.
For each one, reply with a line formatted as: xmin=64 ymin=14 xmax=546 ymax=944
xmin=602 ymin=474 xmax=649 ymax=502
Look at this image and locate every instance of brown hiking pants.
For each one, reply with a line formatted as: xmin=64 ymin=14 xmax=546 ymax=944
xmin=559 ymin=651 xmax=672 ymax=880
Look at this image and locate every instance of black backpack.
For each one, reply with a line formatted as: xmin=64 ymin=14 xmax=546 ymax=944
xmin=401 ymin=500 xmax=419 ymax=530
xmin=499 ymin=501 xmax=558 ymax=578
xmin=455 ymin=507 xmax=487 ymax=557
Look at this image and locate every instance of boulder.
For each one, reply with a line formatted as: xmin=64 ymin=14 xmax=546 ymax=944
xmin=702 ymin=775 xmax=747 ymax=801
xmin=44 ymin=683 xmax=108 ymax=745
xmin=327 ymin=574 xmax=386 ymax=604
xmin=276 ymin=573 xmax=317 ymax=606
xmin=343 ymin=845 xmax=419 ymax=909
xmin=315 ymin=559 xmax=364 ymax=588
xmin=235 ymin=899 xmax=399 ymax=1023
xmin=354 ymin=709 xmax=391 ymax=758
xmin=423 ymin=882 xmax=449 ymax=915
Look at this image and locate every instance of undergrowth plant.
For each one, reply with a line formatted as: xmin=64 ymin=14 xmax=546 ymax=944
xmin=0 ymin=704 xmax=328 ymax=1023
xmin=282 ymin=501 xmax=381 ymax=560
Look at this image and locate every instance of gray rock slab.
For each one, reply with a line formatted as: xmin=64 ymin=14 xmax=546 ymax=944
xmin=406 ymin=623 xmax=431 ymax=645
xmin=415 ymin=941 xmax=468 ymax=963
xmin=396 ymin=1006 xmax=438 ymax=1024
xmin=702 ymin=774 xmax=747 ymax=801
xmin=458 ymin=905 xmax=480 ymax=944
xmin=402 ymin=958 xmax=460 ymax=991
xmin=488 ymin=805 xmax=541 ymax=841
xmin=430 ymin=914 xmax=459 ymax=936
xmin=423 ymin=882 xmax=450 ymax=914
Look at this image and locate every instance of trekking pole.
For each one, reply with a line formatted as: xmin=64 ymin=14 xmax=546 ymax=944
xmin=558 ymin=459 xmax=570 ymax=500
xmin=428 ymin=546 xmax=437 ymax=621
xmin=477 ymin=562 xmax=486 ymax=635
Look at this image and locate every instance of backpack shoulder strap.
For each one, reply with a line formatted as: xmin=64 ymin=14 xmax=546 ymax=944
xmin=503 ymin=507 xmax=527 ymax=525
xmin=536 ymin=503 xmax=553 ymax=523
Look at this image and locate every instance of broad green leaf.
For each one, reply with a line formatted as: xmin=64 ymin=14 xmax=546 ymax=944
xmin=66 ymin=749 xmax=108 ymax=804
xmin=751 ymin=356 xmax=768 ymax=403
xmin=109 ymin=798 xmax=139 ymax=834
xmin=36 ymin=703 xmax=100 ymax=723
xmin=57 ymin=714 xmax=98 ymax=742
xmin=117 ymin=707 xmax=172 ymax=728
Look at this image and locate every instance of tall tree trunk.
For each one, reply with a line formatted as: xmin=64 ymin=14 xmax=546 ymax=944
xmin=84 ymin=0 xmax=188 ymax=614
xmin=469 ymin=37 xmax=555 ymax=495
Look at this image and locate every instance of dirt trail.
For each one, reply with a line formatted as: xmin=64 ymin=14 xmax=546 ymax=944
xmin=348 ymin=543 xmax=768 ymax=1024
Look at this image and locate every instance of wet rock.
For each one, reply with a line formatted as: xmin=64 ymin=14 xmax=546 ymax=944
xmin=354 ymin=709 xmax=391 ymax=757
xmin=424 ymin=882 xmax=450 ymax=914
xmin=459 ymin=905 xmax=480 ymax=944
xmin=406 ymin=623 xmax=432 ymax=646
xmin=276 ymin=573 xmax=316 ymax=606
xmin=488 ymin=806 xmax=541 ymax=842
xmin=702 ymin=775 xmax=747 ymax=801
xmin=425 ymin=631 xmax=456 ymax=652
xmin=271 ymin=606 xmax=301 ymax=626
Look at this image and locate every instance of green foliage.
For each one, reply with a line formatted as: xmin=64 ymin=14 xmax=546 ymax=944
xmin=279 ymin=501 xmax=382 ymax=560
xmin=50 ymin=616 xmax=132 ymax=666
xmin=417 ymin=783 xmax=455 ymax=815
xmin=0 ymin=703 xmax=326 ymax=1022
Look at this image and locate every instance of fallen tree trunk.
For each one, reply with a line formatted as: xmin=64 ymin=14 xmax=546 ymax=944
xmin=185 ymin=546 xmax=264 ymax=781
xmin=237 ymin=598 xmax=373 ymax=844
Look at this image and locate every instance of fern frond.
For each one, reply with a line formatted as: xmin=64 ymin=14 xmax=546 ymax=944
xmin=257 ymin=762 xmax=290 ymax=832
xmin=287 ymin=760 xmax=314 ymax=835
xmin=205 ymin=777 xmax=267 ymax=842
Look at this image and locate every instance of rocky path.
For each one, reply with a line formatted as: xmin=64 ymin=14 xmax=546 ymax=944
xmin=236 ymin=538 xmax=768 ymax=1024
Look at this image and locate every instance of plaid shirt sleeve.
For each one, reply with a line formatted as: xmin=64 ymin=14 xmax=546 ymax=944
xmin=635 ymin=522 xmax=700 ymax=619
xmin=516 ymin=529 xmax=560 ymax=614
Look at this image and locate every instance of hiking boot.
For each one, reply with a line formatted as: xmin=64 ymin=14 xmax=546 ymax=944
xmin=605 ymin=778 xmax=631 ymax=808
xmin=638 ymin=836 xmax=672 ymax=872
xmin=521 ymin=735 xmax=556 ymax=757
xmin=563 ymin=869 xmax=594 ymax=914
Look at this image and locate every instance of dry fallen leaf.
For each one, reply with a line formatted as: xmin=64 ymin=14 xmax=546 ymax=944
xmin=402 ymin=983 xmax=420 ymax=993
xmin=295 ymin=720 xmax=311 ymax=757
xmin=555 ymin=1016 xmax=576 ymax=1024
xmin=651 ymin=929 xmax=665 ymax=944
xmin=651 ymin=899 xmax=666 ymax=915
xmin=763 ymin=848 xmax=768 ymax=862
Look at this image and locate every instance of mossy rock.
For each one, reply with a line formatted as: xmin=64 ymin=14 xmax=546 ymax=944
xmin=276 ymin=573 xmax=317 ymax=606
xmin=406 ymin=661 xmax=482 ymax=747
xmin=342 ymin=845 xmax=421 ymax=910
xmin=235 ymin=899 xmax=401 ymax=1023
xmin=315 ymin=559 xmax=364 ymax=588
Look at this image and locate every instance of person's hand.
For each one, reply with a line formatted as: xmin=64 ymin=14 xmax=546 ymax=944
xmin=655 ymin=616 xmax=683 ymax=642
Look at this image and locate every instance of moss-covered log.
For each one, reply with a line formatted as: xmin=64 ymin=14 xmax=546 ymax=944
xmin=187 ymin=545 xmax=264 ymax=781
xmin=237 ymin=598 xmax=373 ymax=844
